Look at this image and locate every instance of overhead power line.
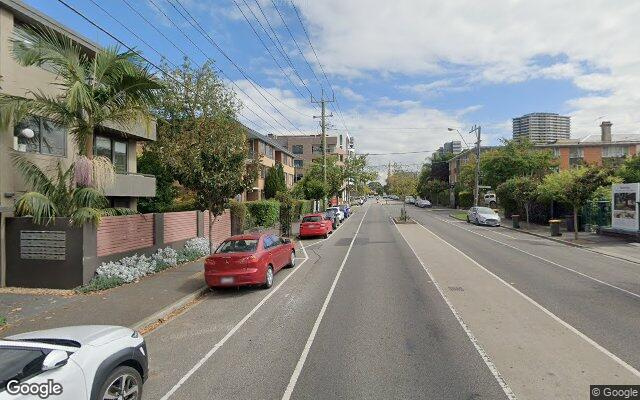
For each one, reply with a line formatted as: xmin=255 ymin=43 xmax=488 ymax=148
xmin=168 ymin=0 xmax=308 ymax=135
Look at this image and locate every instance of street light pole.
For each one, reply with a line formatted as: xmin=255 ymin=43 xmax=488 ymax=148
xmin=468 ymin=125 xmax=482 ymax=206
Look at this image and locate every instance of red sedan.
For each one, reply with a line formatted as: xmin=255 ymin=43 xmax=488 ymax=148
xmin=299 ymin=213 xmax=333 ymax=238
xmin=205 ymin=233 xmax=296 ymax=289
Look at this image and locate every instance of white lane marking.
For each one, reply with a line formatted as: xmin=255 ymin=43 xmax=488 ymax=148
xmin=160 ymin=246 xmax=311 ymax=399
xmin=281 ymin=206 xmax=370 ymax=400
xmin=393 ymin=221 xmax=517 ymax=399
xmin=428 ymin=214 xmax=640 ymax=301
xmin=414 ymin=220 xmax=640 ymax=379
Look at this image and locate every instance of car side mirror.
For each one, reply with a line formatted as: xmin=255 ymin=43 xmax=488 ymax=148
xmin=42 ymin=350 xmax=69 ymax=372
xmin=283 ymin=238 xmax=291 ymax=244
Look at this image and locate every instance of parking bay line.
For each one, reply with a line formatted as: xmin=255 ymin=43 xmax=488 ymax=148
xmin=428 ymin=213 xmax=640 ymax=301
xmin=159 ymin=240 xmax=311 ymax=400
xmin=413 ymin=218 xmax=640 ymax=379
xmin=281 ymin=206 xmax=370 ymax=400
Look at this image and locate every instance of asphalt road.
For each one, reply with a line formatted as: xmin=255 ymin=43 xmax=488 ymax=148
xmin=142 ymin=203 xmax=509 ymax=400
xmin=403 ymin=205 xmax=640 ymax=372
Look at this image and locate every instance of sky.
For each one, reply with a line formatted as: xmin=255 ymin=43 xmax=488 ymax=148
xmin=24 ymin=0 xmax=640 ymax=177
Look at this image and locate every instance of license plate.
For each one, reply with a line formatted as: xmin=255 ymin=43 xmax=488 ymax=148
xmin=220 ymin=277 xmax=234 ymax=284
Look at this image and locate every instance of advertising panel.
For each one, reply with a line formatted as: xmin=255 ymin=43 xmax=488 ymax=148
xmin=612 ymin=183 xmax=640 ymax=231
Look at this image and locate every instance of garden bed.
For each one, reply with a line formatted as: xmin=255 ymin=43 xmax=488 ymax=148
xmin=76 ymin=237 xmax=210 ymax=293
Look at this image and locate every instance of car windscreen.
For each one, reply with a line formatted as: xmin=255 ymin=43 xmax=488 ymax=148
xmin=476 ymin=207 xmax=495 ymax=214
xmin=216 ymin=239 xmax=258 ymax=253
xmin=324 ymin=211 xmax=335 ymax=217
xmin=302 ymin=216 xmax=322 ymax=223
xmin=0 ymin=347 xmax=48 ymax=391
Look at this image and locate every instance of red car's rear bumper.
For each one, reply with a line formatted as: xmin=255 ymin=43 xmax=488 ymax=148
xmin=205 ymin=267 xmax=263 ymax=287
xmin=299 ymin=226 xmax=328 ymax=237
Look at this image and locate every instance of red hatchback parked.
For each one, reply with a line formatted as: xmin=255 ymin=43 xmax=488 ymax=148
xmin=299 ymin=213 xmax=333 ymax=238
xmin=205 ymin=233 xmax=296 ymax=289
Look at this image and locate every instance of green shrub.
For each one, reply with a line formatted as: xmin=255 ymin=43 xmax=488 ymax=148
xmin=458 ymin=191 xmax=474 ymax=208
xmin=292 ymin=199 xmax=313 ymax=221
xmin=229 ymin=200 xmax=246 ymax=235
xmin=0 ymin=315 xmax=6 ymax=326
xmin=245 ymin=200 xmax=280 ymax=228
xmin=76 ymin=276 xmax=125 ymax=293
xmin=276 ymin=192 xmax=294 ymax=237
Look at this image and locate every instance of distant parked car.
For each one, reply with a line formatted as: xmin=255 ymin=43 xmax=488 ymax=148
xmin=338 ymin=204 xmax=351 ymax=218
xmin=467 ymin=207 xmax=501 ymax=226
xmin=299 ymin=213 xmax=333 ymax=239
xmin=404 ymin=196 xmax=415 ymax=204
xmin=416 ymin=199 xmax=432 ymax=208
xmin=205 ymin=233 xmax=295 ymax=289
xmin=484 ymin=193 xmax=497 ymax=208
xmin=327 ymin=206 xmax=345 ymax=221
xmin=0 ymin=325 xmax=148 ymax=400
xmin=324 ymin=209 xmax=340 ymax=229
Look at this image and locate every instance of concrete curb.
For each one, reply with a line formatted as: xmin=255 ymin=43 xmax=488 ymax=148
xmin=501 ymin=225 xmax=640 ymax=266
xmin=130 ymin=285 xmax=209 ymax=332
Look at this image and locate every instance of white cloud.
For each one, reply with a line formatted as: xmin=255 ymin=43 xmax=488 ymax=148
xmin=292 ymin=0 xmax=640 ymax=136
xmin=335 ymin=86 xmax=365 ymax=102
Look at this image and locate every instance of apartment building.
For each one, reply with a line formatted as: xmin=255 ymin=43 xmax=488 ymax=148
xmin=536 ymin=122 xmax=640 ymax=170
xmin=0 ymin=0 xmax=157 ymax=285
xmin=244 ymin=128 xmax=295 ymax=201
xmin=513 ymin=112 xmax=571 ymax=143
xmin=275 ymin=134 xmax=349 ymax=182
xmin=437 ymin=140 xmax=462 ymax=157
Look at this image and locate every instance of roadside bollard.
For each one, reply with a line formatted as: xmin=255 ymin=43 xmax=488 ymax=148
xmin=512 ymin=214 xmax=520 ymax=229
xmin=549 ymin=219 xmax=561 ymax=236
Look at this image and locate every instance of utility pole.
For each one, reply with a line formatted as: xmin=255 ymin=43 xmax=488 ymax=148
xmin=312 ymin=89 xmax=334 ymax=208
xmin=469 ymin=125 xmax=482 ymax=206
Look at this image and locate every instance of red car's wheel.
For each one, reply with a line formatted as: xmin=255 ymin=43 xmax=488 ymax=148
xmin=262 ymin=266 xmax=274 ymax=289
xmin=287 ymin=251 xmax=296 ymax=268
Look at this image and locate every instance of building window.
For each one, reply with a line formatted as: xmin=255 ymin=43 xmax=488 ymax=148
xmin=339 ymin=134 xmax=343 ymax=148
xmin=312 ymin=144 xmax=323 ymax=155
xmin=552 ymin=148 xmax=561 ymax=157
xmin=569 ymin=147 xmax=584 ymax=158
xmin=602 ymin=146 xmax=627 ymax=158
xmin=327 ymin=146 xmax=336 ymax=154
xmin=295 ymin=173 xmax=304 ymax=182
xmin=14 ymin=117 xmax=66 ymax=156
xmin=94 ymin=135 xmax=128 ymax=173
xmin=294 ymin=159 xmax=304 ymax=168
xmin=292 ymin=144 xmax=303 ymax=154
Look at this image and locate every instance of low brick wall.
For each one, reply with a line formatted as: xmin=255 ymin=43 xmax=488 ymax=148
xmin=164 ymin=211 xmax=198 ymax=243
xmin=204 ymin=210 xmax=231 ymax=249
xmin=97 ymin=214 xmax=154 ymax=257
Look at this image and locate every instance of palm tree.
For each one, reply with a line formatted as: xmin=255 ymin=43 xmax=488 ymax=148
xmin=13 ymin=155 xmax=135 ymax=226
xmin=0 ymin=25 xmax=161 ymax=156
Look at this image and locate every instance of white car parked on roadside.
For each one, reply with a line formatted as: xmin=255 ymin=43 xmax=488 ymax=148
xmin=0 ymin=325 xmax=148 ymax=400
xmin=415 ymin=199 xmax=432 ymax=208
xmin=467 ymin=206 xmax=501 ymax=226
xmin=326 ymin=206 xmax=345 ymax=222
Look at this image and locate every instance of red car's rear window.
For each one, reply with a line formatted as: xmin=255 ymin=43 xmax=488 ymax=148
xmin=216 ymin=239 xmax=258 ymax=253
xmin=302 ymin=216 xmax=322 ymax=223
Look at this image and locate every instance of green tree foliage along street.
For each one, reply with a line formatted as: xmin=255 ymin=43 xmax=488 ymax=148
xmin=264 ymin=163 xmax=286 ymax=199
xmin=154 ymin=61 xmax=258 ymax=253
xmin=344 ymin=155 xmax=377 ymax=196
xmin=616 ymin=155 xmax=640 ymax=183
xmin=480 ymin=140 xmax=556 ymax=189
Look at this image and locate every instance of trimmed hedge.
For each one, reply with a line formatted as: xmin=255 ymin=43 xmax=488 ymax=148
xmin=246 ymin=200 xmax=280 ymax=228
xmin=458 ymin=191 xmax=474 ymax=208
xmin=292 ymin=199 xmax=314 ymax=221
xmin=229 ymin=200 xmax=246 ymax=235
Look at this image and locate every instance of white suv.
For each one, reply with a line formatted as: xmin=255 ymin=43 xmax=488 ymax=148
xmin=0 ymin=325 xmax=148 ymax=400
xmin=326 ymin=206 xmax=345 ymax=221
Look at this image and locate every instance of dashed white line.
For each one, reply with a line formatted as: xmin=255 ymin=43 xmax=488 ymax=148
xmin=413 ymin=219 xmax=640 ymax=379
xmin=393 ymin=220 xmax=517 ymax=400
xmin=281 ymin=206 xmax=370 ymax=400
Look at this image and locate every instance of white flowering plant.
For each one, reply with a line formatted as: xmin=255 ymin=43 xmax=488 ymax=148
xmin=79 ymin=237 xmax=210 ymax=292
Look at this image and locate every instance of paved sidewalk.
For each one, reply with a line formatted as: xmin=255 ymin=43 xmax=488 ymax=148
xmin=501 ymin=217 xmax=640 ymax=264
xmin=0 ymin=258 xmax=207 ymax=336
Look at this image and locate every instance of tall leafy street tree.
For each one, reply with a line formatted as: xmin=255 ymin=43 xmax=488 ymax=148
xmin=264 ymin=163 xmax=286 ymax=199
xmin=387 ymin=169 xmax=418 ymax=220
xmin=537 ymin=166 xmax=611 ymax=240
xmin=0 ymin=25 xmax=159 ymax=224
xmin=344 ymin=154 xmax=377 ymax=198
xmin=616 ymin=155 xmax=640 ymax=183
xmin=301 ymin=156 xmax=344 ymax=202
xmin=156 ymin=60 xmax=258 ymax=253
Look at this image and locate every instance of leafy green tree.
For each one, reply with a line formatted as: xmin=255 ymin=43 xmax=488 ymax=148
xmin=156 ymin=61 xmax=258 ymax=253
xmin=302 ymin=156 xmax=344 ymax=202
xmin=537 ymin=166 xmax=611 ymax=239
xmin=302 ymin=179 xmax=327 ymax=203
xmin=480 ymin=139 xmax=556 ymax=189
xmin=264 ymin=166 xmax=281 ymax=199
xmin=0 ymin=25 xmax=160 ymax=157
xmin=344 ymin=155 xmax=377 ymax=197
xmin=616 ymin=155 xmax=640 ymax=183
xmin=387 ymin=169 xmax=418 ymax=220
xmin=12 ymin=155 xmax=134 ymax=225
xmin=511 ymin=176 xmax=539 ymax=228
xmin=367 ymin=181 xmax=384 ymax=195
xmin=137 ymin=147 xmax=177 ymax=213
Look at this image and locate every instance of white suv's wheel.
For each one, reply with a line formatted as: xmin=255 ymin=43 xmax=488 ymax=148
xmin=98 ymin=365 xmax=142 ymax=400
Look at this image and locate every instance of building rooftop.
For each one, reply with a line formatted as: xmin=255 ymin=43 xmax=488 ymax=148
xmin=246 ymin=127 xmax=294 ymax=157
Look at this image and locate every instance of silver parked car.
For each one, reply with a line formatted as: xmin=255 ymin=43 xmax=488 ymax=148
xmin=415 ymin=199 xmax=432 ymax=208
xmin=467 ymin=206 xmax=501 ymax=226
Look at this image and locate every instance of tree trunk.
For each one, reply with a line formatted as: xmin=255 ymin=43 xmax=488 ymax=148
xmin=525 ymin=203 xmax=530 ymax=229
xmin=573 ymin=206 xmax=579 ymax=241
xmin=208 ymin=209 xmax=217 ymax=255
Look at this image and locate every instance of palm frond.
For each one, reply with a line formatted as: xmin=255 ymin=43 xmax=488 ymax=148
xmin=73 ymin=187 xmax=108 ymax=209
xmin=14 ymin=192 xmax=58 ymax=225
xmin=0 ymin=93 xmax=31 ymax=129
xmin=101 ymin=207 xmax=138 ymax=216
xmin=11 ymin=154 xmax=55 ymax=195
xmin=69 ymin=207 xmax=102 ymax=226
